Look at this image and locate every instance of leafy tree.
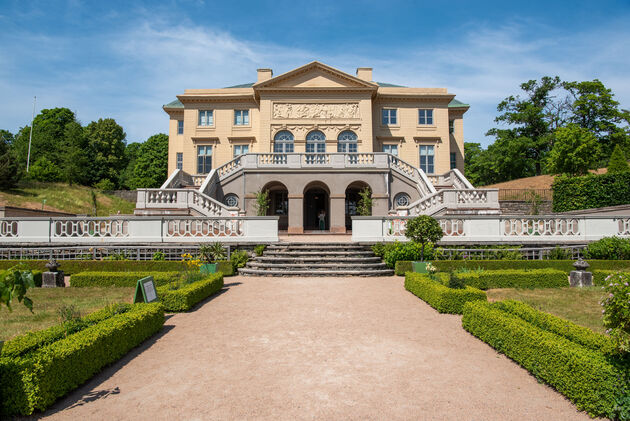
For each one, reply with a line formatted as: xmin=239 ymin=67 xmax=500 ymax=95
xmin=27 ymin=157 xmax=64 ymax=182
xmin=0 ymin=130 xmax=22 ymax=189
xmin=404 ymin=215 xmax=443 ymax=261
xmin=463 ymin=142 xmax=487 ymax=186
xmin=129 ymin=134 xmax=169 ymax=188
xmin=546 ymin=125 xmax=600 ymax=175
xmin=84 ymin=118 xmax=126 ymax=187
xmin=120 ymin=142 xmax=142 ymax=189
xmin=607 ymin=144 xmax=630 ymax=174
xmin=60 ymin=121 xmax=89 ymax=185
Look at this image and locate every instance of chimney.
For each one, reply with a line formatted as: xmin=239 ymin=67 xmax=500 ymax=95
xmin=356 ymin=67 xmax=373 ymax=82
xmin=257 ymin=68 xmax=273 ymax=82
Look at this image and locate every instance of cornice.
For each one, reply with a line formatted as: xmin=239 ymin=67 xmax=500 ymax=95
xmin=253 ymin=61 xmax=378 ymax=89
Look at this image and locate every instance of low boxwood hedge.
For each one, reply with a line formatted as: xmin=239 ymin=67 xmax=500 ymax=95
xmin=0 ymin=260 xmax=187 ymax=274
xmin=0 ymin=303 xmax=164 ymax=416
xmin=404 ymin=272 xmax=486 ymax=314
xmin=433 ymin=260 xmax=630 ymax=272
xmin=394 ymin=261 xmax=413 ymax=276
xmin=70 ymin=271 xmax=181 ymax=287
xmin=157 ymin=273 xmax=224 ymax=312
xmin=456 ymin=268 xmax=568 ymax=290
xmin=462 ymin=301 xmax=629 ymax=419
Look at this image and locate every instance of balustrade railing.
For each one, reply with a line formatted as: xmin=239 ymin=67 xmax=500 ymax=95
xmin=402 ymin=189 xmax=499 ymax=216
xmin=136 ymin=188 xmax=237 ymax=217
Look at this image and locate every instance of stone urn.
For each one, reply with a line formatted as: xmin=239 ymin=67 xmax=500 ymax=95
xmin=569 ymin=258 xmax=592 ymax=287
xmin=42 ymin=258 xmax=65 ymax=288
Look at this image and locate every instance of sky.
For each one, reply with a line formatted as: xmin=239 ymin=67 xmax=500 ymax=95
xmin=0 ymin=0 xmax=629 ymax=147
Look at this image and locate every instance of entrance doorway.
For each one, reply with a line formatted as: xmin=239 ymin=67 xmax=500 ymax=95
xmin=303 ymin=187 xmax=329 ymax=230
xmin=263 ymin=182 xmax=289 ymax=230
xmin=345 ymin=181 xmax=370 ymax=231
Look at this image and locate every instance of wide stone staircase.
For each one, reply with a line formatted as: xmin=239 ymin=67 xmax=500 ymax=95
xmin=239 ymin=243 xmax=394 ymax=276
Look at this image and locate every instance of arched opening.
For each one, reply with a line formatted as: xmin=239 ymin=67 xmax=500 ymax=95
xmin=262 ymin=181 xmax=289 ymax=231
xmin=303 ymin=181 xmax=330 ymax=231
xmin=337 ymin=130 xmax=358 ymax=164
xmin=345 ymin=181 xmax=370 ymax=231
xmin=273 ymin=130 xmax=294 ymax=153
xmin=305 ymin=130 xmax=326 ymax=164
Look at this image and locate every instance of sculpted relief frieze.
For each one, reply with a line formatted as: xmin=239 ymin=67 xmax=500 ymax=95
xmin=273 ymin=103 xmax=360 ymax=119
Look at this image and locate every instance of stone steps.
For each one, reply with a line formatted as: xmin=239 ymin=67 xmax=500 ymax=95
xmin=241 ymin=243 xmax=393 ymax=277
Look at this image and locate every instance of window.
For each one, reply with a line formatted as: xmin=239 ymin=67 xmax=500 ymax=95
xmin=197 ymin=145 xmax=212 ymax=174
xmin=450 ymin=152 xmax=457 ymax=169
xmin=233 ymin=145 xmax=249 ymax=157
xmin=273 ymin=130 xmax=294 ymax=153
xmin=224 ymin=194 xmax=239 ymax=207
xmin=449 ymin=119 xmax=454 ymax=134
xmin=306 ymin=130 xmax=326 ymax=153
xmin=418 ymin=109 xmax=433 ymax=125
xmin=176 ymin=152 xmax=183 ymax=170
xmin=234 ymin=110 xmax=249 ymax=126
xmin=382 ymin=108 xmax=397 ymax=125
xmin=177 ymin=120 xmax=184 ymax=135
xmin=198 ymin=110 xmax=213 ymax=126
xmin=394 ymin=193 xmax=411 ymax=208
xmin=419 ymin=145 xmax=435 ymax=174
xmin=337 ymin=130 xmax=358 ymax=153
xmin=382 ymin=144 xmax=398 ymax=156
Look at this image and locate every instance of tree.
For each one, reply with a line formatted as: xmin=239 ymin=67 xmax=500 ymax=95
xmin=120 ymin=142 xmax=142 ymax=189
xmin=546 ymin=125 xmax=600 ymax=175
xmin=0 ymin=130 xmax=22 ymax=189
xmin=607 ymin=144 xmax=630 ymax=174
xmin=84 ymin=118 xmax=126 ymax=187
xmin=357 ymin=187 xmax=373 ymax=216
xmin=404 ymin=215 xmax=443 ymax=261
xmin=254 ymin=189 xmax=270 ymax=216
xmin=129 ymin=134 xmax=169 ymax=188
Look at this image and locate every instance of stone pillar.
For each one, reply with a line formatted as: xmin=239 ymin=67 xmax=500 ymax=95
xmin=569 ymin=258 xmax=593 ymax=287
xmin=287 ymin=195 xmax=303 ymax=234
xmin=330 ymin=195 xmax=346 ymax=233
xmin=42 ymin=259 xmax=65 ymax=288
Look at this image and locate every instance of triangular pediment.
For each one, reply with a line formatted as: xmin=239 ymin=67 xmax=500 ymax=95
xmin=254 ymin=61 xmax=377 ymax=89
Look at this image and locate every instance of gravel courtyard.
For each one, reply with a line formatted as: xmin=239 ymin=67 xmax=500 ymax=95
xmin=37 ymin=276 xmax=589 ymax=420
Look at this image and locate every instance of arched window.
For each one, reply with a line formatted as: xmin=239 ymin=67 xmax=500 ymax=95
xmin=337 ymin=130 xmax=358 ymax=153
xmin=273 ymin=130 xmax=294 ymax=153
xmin=306 ymin=130 xmax=326 ymax=153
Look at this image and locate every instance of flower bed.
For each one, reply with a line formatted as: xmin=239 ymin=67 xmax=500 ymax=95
xmin=0 ymin=303 xmax=164 ymax=416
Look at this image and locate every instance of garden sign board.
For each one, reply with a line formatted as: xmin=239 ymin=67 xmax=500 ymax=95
xmin=134 ymin=276 xmax=159 ymax=303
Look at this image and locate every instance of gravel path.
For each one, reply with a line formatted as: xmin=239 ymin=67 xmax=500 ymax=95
xmin=36 ymin=276 xmax=590 ymax=420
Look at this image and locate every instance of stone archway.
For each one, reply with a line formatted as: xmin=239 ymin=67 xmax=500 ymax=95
xmin=303 ymin=181 xmax=330 ymax=231
xmin=345 ymin=181 xmax=371 ymax=231
xmin=262 ymin=181 xmax=289 ymax=231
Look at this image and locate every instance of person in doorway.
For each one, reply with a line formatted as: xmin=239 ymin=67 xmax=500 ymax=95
xmin=318 ymin=209 xmax=326 ymax=231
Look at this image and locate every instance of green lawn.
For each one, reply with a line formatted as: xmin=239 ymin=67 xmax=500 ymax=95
xmin=0 ymin=287 xmax=134 ymax=341
xmin=0 ymin=181 xmax=135 ymax=215
xmin=486 ymin=287 xmax=606 ymax=333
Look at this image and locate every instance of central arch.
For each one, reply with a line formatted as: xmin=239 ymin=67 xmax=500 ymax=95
xmin=262 ymin=181 xmax=289 ymax=231
xmin=303 ymin=181 xmax=330 ymax=231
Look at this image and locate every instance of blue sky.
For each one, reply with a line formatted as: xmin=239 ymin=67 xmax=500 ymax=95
xmin=1 ymin=0 xmax=629 ymax=146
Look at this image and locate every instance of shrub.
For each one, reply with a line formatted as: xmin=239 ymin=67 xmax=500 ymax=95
xmin=0 ymin=260 xmax=188 ymax=274
xmin=94 ymin=178 xmax=116 ymax=191
xmin=215 ymin=261 xmax=234 ymax=276
xmin=447 ymin=272 xmax=466 ymax=289
xmin=404 ymin=272 xmax=486 ymax=314
xmin=462 ymin=301 xmax=630 ymax=419
xmin=0 ymin=303 xmax=164 ymax=416
xmin=254 ymin=245 xmax=266 ymax=256
xmin=199 ymin=243 xmax=226 ymax=262
xmin=394 ymin=260 xmax=413 ymax=276
xmin=552 ymin=172 xmax=630 ymax=212
xmin=455 ymin=268 xmax=568 ymax=290
xmin=601 ymin=272 xmax=630 ymax=354
xmin=404 ymin=216 xmax=443 ymax=261
xmin=585 ymin=237 xmax=630 ymax=260
xmin=26 ymin=157 xmax=63 ymax=182
xmin=357 ymin=187 xmax=372 ymax=216
xmin=371 ymin=242 xmax=387 ymax=258
xmin=157 ymin=273 xmax=224 ymax=312
xmin=230 ymin=250 xmax=249 ymax=271
xmin=431 ymin=260 xmax=630 ymax=272
xmin=70 ymin=271 xmax=180 ymax=287
xmin=383 ymin=241 xmax=433 ymax=268
xmin=546 ymin=246 xmax=573 ymax=260
xmin=152 ymin=251 xmax=165 ymax=261
xmin=607 ymin=144 xmax=630 ymax=174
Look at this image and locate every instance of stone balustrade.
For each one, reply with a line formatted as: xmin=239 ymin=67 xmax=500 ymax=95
xmin=352 ymin=215 xmax=630 ymax=244
xmin=402 ymin=189 xmax=500 ymax=216
xmin=0 ymin=216 xmax=279 ymax=244
xmin=136 ymin=189 xmax=238 ymax=216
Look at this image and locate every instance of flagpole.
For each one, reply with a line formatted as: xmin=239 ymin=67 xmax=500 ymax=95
xmin=26 ymin=96 xmax=36 ymax=172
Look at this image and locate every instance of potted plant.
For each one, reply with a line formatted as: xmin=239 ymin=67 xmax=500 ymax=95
xmin=198 ymin=243 xmax=226 ymax=274
xmin=404 ymin=215 xmax=443 ymax=273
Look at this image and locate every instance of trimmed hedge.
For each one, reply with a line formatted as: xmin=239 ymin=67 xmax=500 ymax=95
xmin=552 ymin=172 xmax=630 ymax=212
xmin=594 ymin=269 xmax=630 ymax=286
xmin=462 ymin=301 xmax=629 ymax=419
xmin=0 ymin=303 xmax=164 ymax=416
xmin=216 ymin=261 xmax=234 ymax=276
xmin=157 ymin=273 xmax=224 ymax=312
xmin=433 ymin=260 xmax=630 ymax=272
xmin=395 ymin=260 xmax=413 ymax=276
xmin=456 ymin=268 xmax=568 ymax=290
xmin=70 ymin=271 xmax=181 ymax=287
xmin=404 ymin=272 xmax=486 ymax=314
xmin=0 ymin=260 xmax=187 ymax=274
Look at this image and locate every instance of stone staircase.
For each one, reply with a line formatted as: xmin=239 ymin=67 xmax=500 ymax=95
xmin=239 ymin=243 xmax=394 ymax=276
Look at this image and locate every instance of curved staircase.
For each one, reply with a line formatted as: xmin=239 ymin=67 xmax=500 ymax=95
xmin=239 ymin=243 xmax=394 ymax=276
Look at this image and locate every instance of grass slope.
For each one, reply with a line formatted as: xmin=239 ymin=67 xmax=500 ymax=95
xmin=0 ymin=181 xmax=135 ymax=215
xmin=486 ymin=287 xmax=605 ymax=333
xmin=0 ymin=287 xmax=134 ymax=341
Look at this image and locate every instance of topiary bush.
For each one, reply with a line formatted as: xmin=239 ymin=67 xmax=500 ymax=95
xmin=552 ymin=172 xmax=630 ymax=212
xmin=585 ymin=237 xmax=630 ymax=260
xmin=404 ymin=272 xmax=486 ymax=314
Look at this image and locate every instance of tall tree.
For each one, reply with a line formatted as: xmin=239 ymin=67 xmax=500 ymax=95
xmin=130 ymin=134 xmax=169 ymax=188
xmin=0 ymin=130 xmax=22 ymax=189
xmin=119 ymin=142 xmax=142 ymax=189
xmin=84 ymin=118 xmax=126 ymax=186
xmin=607 ymin=144 xmax=630 ymax=174
xmin=546 ymin=124 xmax=600 ymax=175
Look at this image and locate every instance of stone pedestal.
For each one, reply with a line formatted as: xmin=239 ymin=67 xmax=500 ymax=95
xmin=42 ymin=271 xmax=65 ymax=288
xmin=569 ymin=258 xmax=592 ymax=288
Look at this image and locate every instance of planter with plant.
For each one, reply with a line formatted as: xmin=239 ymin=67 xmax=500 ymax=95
xmin=198 ymin=243 xmax=227 ymax=274
xmin=405 ymin=215 xmax=444 ymax=273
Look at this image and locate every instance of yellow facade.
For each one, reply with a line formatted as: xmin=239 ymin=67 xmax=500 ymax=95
xmin=164 ymin=61 xmax=468 ymax=176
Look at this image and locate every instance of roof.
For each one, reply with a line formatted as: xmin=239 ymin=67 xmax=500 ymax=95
xmin=224 ymin=82 xmax=255 ymax=88
xmin=448 ymin=98 xmax=469 ymax=108
xmin=223 ymin=81 xmax=406 ymax=88
xmin=163 ymin=99 xmax=183 ymax=108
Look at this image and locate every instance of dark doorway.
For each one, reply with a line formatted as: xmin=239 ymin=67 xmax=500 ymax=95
xmin=303 ymin=188 xmax=329 ymax=230
xmin=345 ymin=182 xmax=370 ymax=231
xmin=264 ymin=182 xmax=289 ymax=230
